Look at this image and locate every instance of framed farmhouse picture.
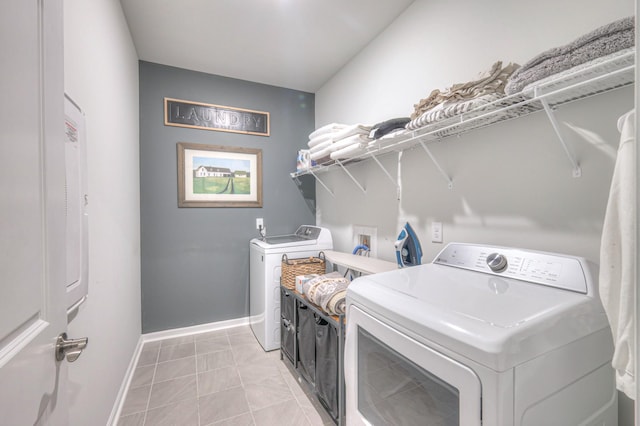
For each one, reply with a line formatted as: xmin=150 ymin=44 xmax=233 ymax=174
xmin=177 ymin=142 xmax=262 ymax=208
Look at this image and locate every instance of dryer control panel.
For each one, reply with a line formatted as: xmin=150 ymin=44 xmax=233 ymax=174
xmin=434 ymin=243 xmax=590 ymax=294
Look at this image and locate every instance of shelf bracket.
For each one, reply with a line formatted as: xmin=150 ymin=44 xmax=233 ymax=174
xmin=369 ymin=153 xmax=398 ymax=187
xmin=419 ymin=141 xmax=453 ymax=189
xmin=540 ymin=98 xmax=582 ymax=178
xmin=308 ymin=170 xmax=335 ymax=197
xmin=336 ymin=160 xmax=366 ymax=194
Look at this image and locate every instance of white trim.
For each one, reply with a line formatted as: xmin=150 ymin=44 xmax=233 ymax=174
xmin=106 ymin=336 xmax=144 ymax=426
xmin=106 ymin=316 xmax=250 ymax=425
xmin=141 ymin=316 xmax=250 ymax=343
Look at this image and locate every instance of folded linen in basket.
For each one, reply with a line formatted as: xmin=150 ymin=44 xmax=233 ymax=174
xmin=325 ymin=290 xmax=347 ymax=316
xmin=505 ymin=16 xmax=635 ymax=95
xmin=309 ymin=123 xmax=348 ymax=140
xmin=303 ymin=272 xmax=350 ymax=316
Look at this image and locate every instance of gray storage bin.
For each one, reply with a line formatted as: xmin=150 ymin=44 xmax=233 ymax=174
xmin=280 ymin=288 xmax=296 ymax=363
xmin=315 ymin=316 xmax=339 ymax=420
xmin=297 ymin=303 xmax=316 ymax=384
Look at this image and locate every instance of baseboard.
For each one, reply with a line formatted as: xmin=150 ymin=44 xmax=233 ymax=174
xmin=106 ymin=336 xmax=144 ymax=426
xmin=141 ymin=316 xmax=250 ymax=343
xmin=106 ymin=316 xmax=250 ymax=425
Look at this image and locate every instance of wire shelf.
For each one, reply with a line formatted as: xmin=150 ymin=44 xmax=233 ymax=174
xmin=292 ymin=50 xmax=635 ymax=180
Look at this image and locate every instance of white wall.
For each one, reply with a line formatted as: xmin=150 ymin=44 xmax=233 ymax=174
xmin=63 ymin=0 xmax=141 ymax=424
xmin=315 ymin=1 xmax=634 ymax=423
xmin=316 ymin=0 xmax=633 ymax=125
xmin=315 ymin=0 xmax=634 ymax=263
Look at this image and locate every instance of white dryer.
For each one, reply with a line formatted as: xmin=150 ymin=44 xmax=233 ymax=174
xmin=345 ymin=243 xmax=616 ymax=426
xmin=250 ymin=225 xmax=332 ymax=351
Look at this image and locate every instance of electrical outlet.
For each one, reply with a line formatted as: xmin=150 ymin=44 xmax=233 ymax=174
xmin=256 ymin=218 xmax=264 ymax=230
xmin=431 ymin=222 xmax=443 ymax=243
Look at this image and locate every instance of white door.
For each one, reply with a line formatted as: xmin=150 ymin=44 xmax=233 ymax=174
xmin=0 ymin=0 xmax=69 ymax=424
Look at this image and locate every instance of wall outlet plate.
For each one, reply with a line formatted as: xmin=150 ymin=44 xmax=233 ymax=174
xmin=431 ymin=222 xmax=443 ymax=243
xmin=256 ymin=218 xmax=264 ymax=230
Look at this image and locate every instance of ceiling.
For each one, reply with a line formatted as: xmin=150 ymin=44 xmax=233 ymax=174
xmin=119 ymin=0 xmax=415 ymax=93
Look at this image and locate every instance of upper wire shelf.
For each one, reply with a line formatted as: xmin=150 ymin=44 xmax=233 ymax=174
xmin=292 ymin=50 xmax=635 ymax=179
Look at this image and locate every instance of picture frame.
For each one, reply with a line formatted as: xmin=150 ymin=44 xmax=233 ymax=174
xmin=177 ymin=142 xmax=262 ymax=208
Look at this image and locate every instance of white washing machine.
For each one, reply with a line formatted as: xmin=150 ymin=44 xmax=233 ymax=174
xmin=250 ymin=225 xmax=332 ymax=351
xmin=345 ymin=243 xmax=616 ymax=426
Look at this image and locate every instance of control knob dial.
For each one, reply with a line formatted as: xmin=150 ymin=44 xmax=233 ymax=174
xmin=486 ymin=252 xmax=508 ymax=272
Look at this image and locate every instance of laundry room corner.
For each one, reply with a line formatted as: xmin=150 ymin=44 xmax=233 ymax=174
xmin=138 ymin=62 xmax=316 ymax=334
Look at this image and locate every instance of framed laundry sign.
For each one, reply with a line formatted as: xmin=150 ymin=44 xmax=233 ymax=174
xmin=165 ymin=97 xmax=270 ymax=137
xmin=177 ymin=142 xmax=263 ymax=208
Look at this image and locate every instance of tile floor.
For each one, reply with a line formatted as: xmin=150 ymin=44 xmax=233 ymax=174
xmin=117 ymin=325 xmax=335 ymax=426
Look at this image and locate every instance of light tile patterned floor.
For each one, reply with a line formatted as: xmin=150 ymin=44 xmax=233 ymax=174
xmin=117 ymin=325 xmax=335 ymax=426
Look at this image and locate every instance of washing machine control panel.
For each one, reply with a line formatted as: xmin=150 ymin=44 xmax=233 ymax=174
xmin=295 ymin=225 xmax=321 ymax=240
xmin=434 ymin=243 xmax=589 ymax=294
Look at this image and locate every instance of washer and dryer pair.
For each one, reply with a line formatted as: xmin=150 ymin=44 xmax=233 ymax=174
xmin=249 ymin=225 xmax=332 ymax=351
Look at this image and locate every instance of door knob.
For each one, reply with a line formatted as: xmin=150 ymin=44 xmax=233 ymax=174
xmin=55 ymin=332 xmax=88 ymax=362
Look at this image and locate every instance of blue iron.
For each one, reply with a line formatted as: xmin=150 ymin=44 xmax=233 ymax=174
xmin=395 ymin=222 xmax=423 ymax=268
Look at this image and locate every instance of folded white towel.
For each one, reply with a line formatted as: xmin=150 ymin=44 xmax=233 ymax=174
xmin=310 ymin=145 xmax=334 ymax=161
xmin=599 ymin=108 xmax=636 ymax=400
xmin=309 ymin=123 xmax=347 ymax=140
xmin=331 ymin=123 xmax=371 ymax=142
xmin=308 ymin=138 xmax=333 ymax=154
xmin=308 ymin=132 xmax=333 ymax=148
xmin=330 ymin=133 xmax=370 ymax=152
xmin=330 ymin=143 xmax=366 ymax=160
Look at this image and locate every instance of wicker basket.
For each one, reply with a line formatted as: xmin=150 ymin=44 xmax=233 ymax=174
xmin=281 ymin=252 xmax=326 ymax=290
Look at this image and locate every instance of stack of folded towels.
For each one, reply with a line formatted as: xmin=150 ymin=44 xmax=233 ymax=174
xmin=505 ymin=16 xmax=635 ymax=95
xmin=307 ymin=123 xmax=372 ymax=163
xmin=407 ymin=60 xmax=520 ymax=131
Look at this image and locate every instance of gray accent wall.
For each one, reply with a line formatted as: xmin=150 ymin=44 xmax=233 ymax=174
xmin=139 ymin=61 xmax=315 ymax=333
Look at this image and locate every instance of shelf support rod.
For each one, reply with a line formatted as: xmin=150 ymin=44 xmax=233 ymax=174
xmin=336 ymin=160 xmax=366 ymax=194
xmin=369 ymin=153 xmax=398 ymax=187
xmin=540 ymin=98 xmax=582 ymax=178
xmin=309 ymin=170 xmax=335 ymax=197
xmin=419 ymin=141 xmax=453 ymax=189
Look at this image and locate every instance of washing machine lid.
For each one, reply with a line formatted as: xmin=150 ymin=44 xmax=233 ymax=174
xmin=346 ymin=243 xmax=609 ymax=372
xmin=251 ymin=225 xmax=333 ymax=250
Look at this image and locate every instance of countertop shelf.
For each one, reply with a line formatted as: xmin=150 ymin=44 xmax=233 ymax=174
xmin=324 ymin=250 xmax=397 ymax=275
xmin=291 ymin=50 xmax=635 ymax=186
